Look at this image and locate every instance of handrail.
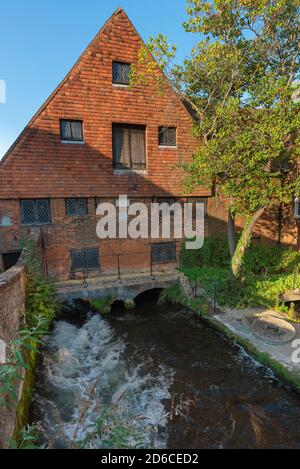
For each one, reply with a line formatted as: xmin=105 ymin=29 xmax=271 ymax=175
xmin=44 ymin=241 xmax=182 ymax=283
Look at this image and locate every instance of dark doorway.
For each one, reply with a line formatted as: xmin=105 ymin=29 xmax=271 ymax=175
xmin=2 ymin=251 xmax=22 ymax=271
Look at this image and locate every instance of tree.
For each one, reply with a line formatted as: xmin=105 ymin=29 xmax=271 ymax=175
xmin=132 ymin=0 xmax=300 ymax=279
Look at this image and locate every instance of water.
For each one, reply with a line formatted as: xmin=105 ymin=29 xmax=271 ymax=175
xmin=31 ymin=296 xmax=300 ymax=449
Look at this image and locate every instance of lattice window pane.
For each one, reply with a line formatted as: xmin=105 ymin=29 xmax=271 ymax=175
xmin=85 ymin=248 xmax=100 ymax=270
xmin=61 ymin=120 xmax=72 ymax=140
xmin=113 ymin=62 xmax=131 ymax=85
xmin=71 ymin=249 xmax=100 ymax=272
xmin=21 ymin=199 xmax=51 ymax=225
xmin=66 ymin=198 xmax=88 ymax=217
xmin=152 ymin=242 xmax=177 ymax=264
xmin=36 ymin=199 xmax=51 ymax=224
xmin=60 ymin=120 xmax=83 ymax=141
xmin=159 ymin=127 xmax=177 ymax=146
xmin=156 ymin=198 xmax=178 ymax=206
xmin=71 ymin=121 xmax=83 ymax=140
xmin=71 ymin=250 xmax=86 ymax=271
xmin=21 ymin=200 xmax=36 ymax=225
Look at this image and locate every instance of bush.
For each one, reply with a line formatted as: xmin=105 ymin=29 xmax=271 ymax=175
xmin=26 ymin=275 xmax=58 ymax=328
xmin=182 ymin=235 xmax=300 ymax=276
xmin=243 ymin=244 xmax=300 ymax=275
xmin=182 ymin=235 xmax=230 ymax=269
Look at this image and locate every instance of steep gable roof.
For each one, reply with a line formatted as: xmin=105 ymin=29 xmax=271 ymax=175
xmin=0 ymin=8 xmax=205 ymax=199
xmin=1 ymin=8 xmax=193 ymax=166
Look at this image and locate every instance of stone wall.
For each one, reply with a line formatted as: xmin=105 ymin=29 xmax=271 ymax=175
xmin=0 ymin=228 xmax=41 ymax=448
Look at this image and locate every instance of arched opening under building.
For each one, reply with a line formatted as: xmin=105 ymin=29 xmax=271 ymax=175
xmin=110 ymin=300 xmax=126 ymax=314
xmin=134 ymin=288 xmax=164 ymax=307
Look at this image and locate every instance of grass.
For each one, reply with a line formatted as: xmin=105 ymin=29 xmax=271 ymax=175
xmin=182 ymin=266 xmax=300 ymax=314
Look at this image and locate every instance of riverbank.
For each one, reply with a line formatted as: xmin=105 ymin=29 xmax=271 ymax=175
xmin=178 ymin=282 xmax=300 ymax=393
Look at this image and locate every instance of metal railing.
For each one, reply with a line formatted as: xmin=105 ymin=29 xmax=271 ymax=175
xmin=192 ymin=265 xmax=300 ymax=314
xmin=44 ymin=242 xmax=182 ymax=284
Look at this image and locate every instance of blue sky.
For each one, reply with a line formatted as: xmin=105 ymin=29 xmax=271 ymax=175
xmin=0 ymin=0 xmax=197 ymax=159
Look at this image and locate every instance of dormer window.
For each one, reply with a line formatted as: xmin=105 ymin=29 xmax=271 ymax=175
xmin=113 ymin=62 xmax=131 ymax=85
xmin=60 ymin=120 xmax=84 ymax=143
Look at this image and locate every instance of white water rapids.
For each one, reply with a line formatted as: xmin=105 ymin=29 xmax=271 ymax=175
xmin=32 ymin=314 xmax=174 ymax=448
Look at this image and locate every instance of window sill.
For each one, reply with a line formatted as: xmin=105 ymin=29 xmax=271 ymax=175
xmin=70 ymin=268 xmax=100 ymax=274
xmin=68 ymin=215 xmax=89 ymax=218
xmin=152 ymin=260 xmax=177 ymax=265
xmin=21 ymin=223 xmax=52 ymax=227
xmin=61 ymin=140 xmax=85 ymax=145
xmin=158 ymin=145 xmax=177 ymax=150
xmin=113 ymin=169 xmax=147 ymax=176
xmin=113 ymin=83 xmax=130 ymax=89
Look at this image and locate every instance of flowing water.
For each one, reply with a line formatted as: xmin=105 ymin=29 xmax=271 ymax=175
xmin=31 ymin=293 xmax=300 ymax=449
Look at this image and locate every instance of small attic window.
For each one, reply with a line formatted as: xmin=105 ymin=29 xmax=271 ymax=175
xmin=159 ymin=127 xmax=177 ymax=147
xmin=113 ymin=62 xmax=131 ymax=85
xmin=60 ymin=120 xmax=84 ymax=142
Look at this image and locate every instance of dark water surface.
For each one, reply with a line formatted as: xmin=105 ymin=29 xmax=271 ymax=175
xmin=30 ymin=296 xmax=300 ymax=449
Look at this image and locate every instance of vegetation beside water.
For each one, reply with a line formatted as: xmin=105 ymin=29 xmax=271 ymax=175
xmin=0 ymin=245 xmax=58 ymax=449
xmin=90 ymin=297 xmax=113 ymax=314
xmin=181 ymin=236 xmax=300 ymax=319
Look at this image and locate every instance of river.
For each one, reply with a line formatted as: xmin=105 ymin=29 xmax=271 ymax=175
xmin=30 ymin=292 xmax=300 ymax=449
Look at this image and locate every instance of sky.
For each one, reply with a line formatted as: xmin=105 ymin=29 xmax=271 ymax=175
xmin=0 ymin=0 xmax=198 ymax=159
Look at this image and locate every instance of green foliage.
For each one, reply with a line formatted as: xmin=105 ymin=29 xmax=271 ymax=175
xmin=158 ymin=284 xmax=186 ymax=305
xmin=24 ymin=247 xmax=58 ymax=328
xmin=183 ymin=235 xmax=300 ymax=278
xmin=0 ymin=317 xmax=49 ymax=410
xmin=26 ymin=276 xmax=57 ymax=327
xmin=131 ymin=34 xmax=177 ymax=91
xmin=75 ymin=408 xmax=145 ymax=450
xmin=286 ymin=302 xmax=300 ymax=323
xmin=90 ymin=297 xmax=112 ymax=314
xmin=182 ymin=235 xmax=231 ymax=268
xmin=96 ymin=413 xmax=144 ymax=449
xmin=243 ymin=244 xmax=300 ymax=275
xmin=183 ymin=265 xmax=300 ymax=310
xmin=134 ymin=1 xmax=300 ymax=277
xmin=0 ymin=243 xmax=58 ymax=448
xmin=9 ymin=425 xmax=40 ymax=450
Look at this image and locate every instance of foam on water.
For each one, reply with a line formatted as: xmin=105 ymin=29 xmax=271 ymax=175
xmin=33 ymin=314 xmax=173 ymax=448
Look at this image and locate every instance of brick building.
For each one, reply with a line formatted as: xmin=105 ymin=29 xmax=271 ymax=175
xmin=0 ymin=8 xmax=298 ymax=280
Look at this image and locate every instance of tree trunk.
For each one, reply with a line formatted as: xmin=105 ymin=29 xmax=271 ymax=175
xmin=227 ymin=211 xmax=236 ymax=258
xmin=231 ymin=208 xmax=266 ymax=279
